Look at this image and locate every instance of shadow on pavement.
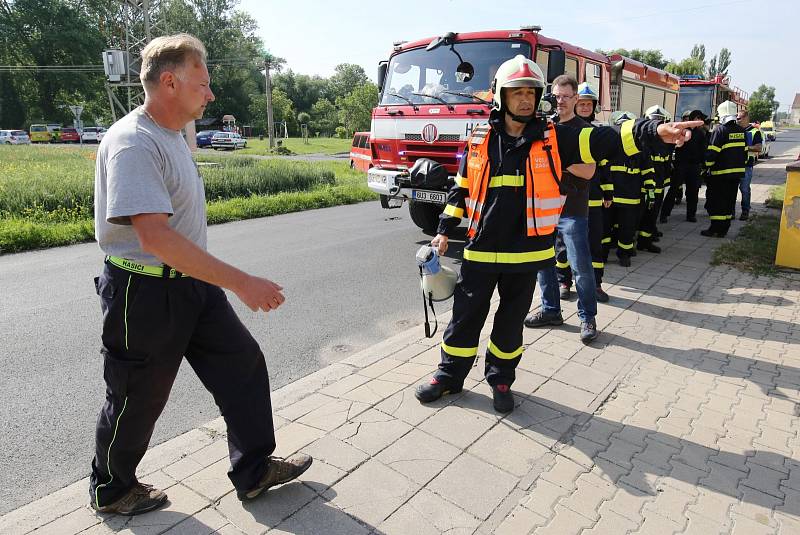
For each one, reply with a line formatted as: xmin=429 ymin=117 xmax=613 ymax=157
xmin=452 ymin=389 xmax=799 ymax=515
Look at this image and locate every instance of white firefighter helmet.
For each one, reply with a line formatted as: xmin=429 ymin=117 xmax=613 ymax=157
xmin=717 ymin=100 xmax=739 ymax=123
xmin=416 ymin=245 xmax=457 ymax=302
xmin=645 ymin=105 xmax=672 ymax=122
xmin=609 ymin=110 xmax=637 ymax=126
xmin=491 ymin=54 xmax=546 ymax=111
xmin=576 ymin=82 xmax=598 ymax=101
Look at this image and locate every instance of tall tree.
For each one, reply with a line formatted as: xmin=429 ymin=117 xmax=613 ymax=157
xmin=309 ymin=98 xmax=338 ymax=136
xmin=748 ymin=84 xmax=779 ymax=122
xmin=665 ymin=57 xmax=705 ymax=76
xmin=336 ymin=82 xmax=378 ymax=136
xmin=326 ymin=63 xmax=369 ymax=103
xmin=707 ymin=48 xmax=732 ymax=78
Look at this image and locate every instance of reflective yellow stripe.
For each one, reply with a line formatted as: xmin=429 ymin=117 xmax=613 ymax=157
xmin=588 ymin=199 xmax=603 ymax=207
xmin=441 ymin=343 xmax=478 ymax=358
xmin=651 ymin=155 xmax=669 ymax=162
xmin=641 ymin=168 xmax=654 ymax=175
xmin=601 ymin=237 xmax=612 ymax=244
xmin=106 ymin=255 xmax=186 ymax=278
xmin=579 ymin=128 xmax=595 ymax=163
xmin=592 ymin=261 xmax=604 ymax=269
xmin=709 ymin=215 xmax=729 ymax=220
xmin=443 ymin=204 xmax=464 ymax=218
xmin=708 ymin=145 xmax=722 ymax=152
xmin=621 ymin=120 xmax=637 ymax=156
xmin=556 ymin=261 xmax=570 ymax=268
xmin=721 ymin=142 xmax=745 ymax=150
xmin=618 ymin=241 xmax=634 ymax=249
xmin=711 ymin=168 xmax=745 ymax=176
xmin=599 ymin=159 xmax=609 ymax=166
xmin=600 ymin=183 xmax=614 ymax=191
xmin=463 ymin=247 xmax=555 ymax=264
xmin=614 ymin=197 xmax=640 ymax=205
xmin=705 ymin=161 xmax=715 ymax=167
xmin=639 ymin=230 xmax=653 ymax=237
xmin=488 ymin=340 xmax=524 ymax=360
xmin=488 ymin=174 xmax=525 ymax=187
xmin=454 ymin=174 xmax=468 ymax=188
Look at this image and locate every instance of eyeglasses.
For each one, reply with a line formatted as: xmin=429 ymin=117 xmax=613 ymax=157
xmin=553 ymin=94 xmax=576 ymax=101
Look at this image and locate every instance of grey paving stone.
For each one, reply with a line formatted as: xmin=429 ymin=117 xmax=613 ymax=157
xmin=378 ymin=488 xmax=481 ymax=535
xmin=301 ymin=435 xmax=369 ymax=472
xmin=296 ymin=398 xmax=370 ymax=432
xmin=324 ymin=458 xmax=420 ymax=526
xmin=162 ymin=507 xmax=230 ymax=535
xmin=214 ymin=482 xmax=317 ymax=534
xmin=330 ymin=408 xmax=412 ymax=456
xmin=272 ymin=421 xmax=326 ymax=458
xmin=418 ymin=403 xmax=497 ymax=450
xmin=182 ymin=459 xmax=234 ymax=502
xmin=468 ymin=422 xmax=551 ymax=477
xmin=376 ymin=429 xmax=461 ymax=486
xmin=267 ymin=496 xmax=370 ymax=535
xmin=427 ymin=453 xmax=519 ymax=521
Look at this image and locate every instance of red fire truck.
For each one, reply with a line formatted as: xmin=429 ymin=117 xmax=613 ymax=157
xmin=676 ymin=74 xmax=748 ymax=121
xmin=366 ymin=26 xmax=680 ymax=232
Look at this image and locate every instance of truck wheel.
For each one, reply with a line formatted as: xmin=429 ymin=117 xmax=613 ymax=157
xmin=408 ymin=200 xmax=443 ymax=235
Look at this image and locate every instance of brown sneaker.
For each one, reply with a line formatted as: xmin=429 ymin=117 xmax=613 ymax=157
xmin=91 ymin=483 xmax=168 ymax=516
xmin=237 ymin=453 xmax=313 ymax=501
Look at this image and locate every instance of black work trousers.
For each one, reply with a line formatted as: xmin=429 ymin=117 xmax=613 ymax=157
xmin=588 ymin=206 xmax=605 ymax=286
xmin=90 ymin=263 xmax=275 ymax=507
xmin=705 ymin=177 xmax=740 ymax=235
xmin=613 ymin=202 xmax=641 ymax=259
xmin=435 ymin=264 xmax=536 ymax=389
xmin=662 ymin=164 xmax=702 ymax=220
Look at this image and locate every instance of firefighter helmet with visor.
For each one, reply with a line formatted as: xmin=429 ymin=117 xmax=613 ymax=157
xmin=645 ymin=105 xmax=671 ymax=122
xmin=576 ymin=82 xmax=598 ymax=101
xmin=491 ymin=54 xmax=546 ymax=111
xmin=609 ymin=110 xmax=637 ymax=126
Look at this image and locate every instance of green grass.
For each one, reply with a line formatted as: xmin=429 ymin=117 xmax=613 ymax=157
xmin=765 ymin=185 xmax=785 ymax=208
xmin=232 ymin=136 xmax=351 ymax=156
xmin=0 ymin=145 xmax=375 ymax=254
xmin=711 ymin=214 xmax=781 ymax=276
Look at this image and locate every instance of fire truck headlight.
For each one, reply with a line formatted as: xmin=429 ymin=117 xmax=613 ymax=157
xmin=399 ymin=151 xmax=406 ymax=156
xmin=456 ymin=153 xmax=463 ymax=159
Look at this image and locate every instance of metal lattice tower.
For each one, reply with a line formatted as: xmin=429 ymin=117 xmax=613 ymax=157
xmin=104 ymin=0 xmax=166 ymax=121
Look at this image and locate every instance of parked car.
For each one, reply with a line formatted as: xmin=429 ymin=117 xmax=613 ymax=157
xmin=196 ymin=130 xmax=219 ymax=148
xmin=760 ymin=120 xmax=776 ymax=141
xmin=0 ymin=130 xmax=31 ymax=145
xmin=349 ymin=132 xmax=372 ymax=172
xmin=29 ymin=124 xmax=51 ymax=143
xmin=81 ymin=126 xmax=106 ymax=143
xmin=211 ymin=131 xmax=247 ymax=150
xmin=60 ymin=127 xmax=81 ymax=143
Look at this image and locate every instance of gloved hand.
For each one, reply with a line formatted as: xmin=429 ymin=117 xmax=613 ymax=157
xmin=645 ymin=188 xmax=656 ymax=209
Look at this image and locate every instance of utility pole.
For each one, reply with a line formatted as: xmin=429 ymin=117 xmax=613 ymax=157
xmin=264 ymin=58 xmax=275 ymax=149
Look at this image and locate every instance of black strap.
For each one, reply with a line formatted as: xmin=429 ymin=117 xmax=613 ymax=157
xmin=419 ymin=266 xmax=438 ymax=338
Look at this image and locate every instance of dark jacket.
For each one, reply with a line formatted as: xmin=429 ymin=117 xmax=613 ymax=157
xmin=705 ymin=121 xmax=747 ymax=181
xmin=674 ymin=126 xmax=708 ymax=166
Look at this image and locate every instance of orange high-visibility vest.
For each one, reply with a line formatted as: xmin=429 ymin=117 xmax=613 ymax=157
xmin=464 ymin=122 xmax=564 ymax=238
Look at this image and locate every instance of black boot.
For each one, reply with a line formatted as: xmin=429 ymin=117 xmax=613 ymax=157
xmin=415 ymin=377 xmax=462 ymax=403
xmin=618 ymin=255 xmax=631 ymax=267
xmin=491 ymin=384 xmax=514 ymax=413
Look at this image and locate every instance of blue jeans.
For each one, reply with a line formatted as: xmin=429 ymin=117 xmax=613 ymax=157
xmin=740 ymin=166 xmax=753 ymax=212
xmin=538 ymin=215 xmax=597 ymax=322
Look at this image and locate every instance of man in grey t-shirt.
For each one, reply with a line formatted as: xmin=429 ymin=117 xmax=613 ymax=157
xmin=90 ymin=34 xmax=312 ymax=516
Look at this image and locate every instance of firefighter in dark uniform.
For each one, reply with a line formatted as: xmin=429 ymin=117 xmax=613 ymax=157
xmin=607 ymin=111 xmax=654 ymax=267
xmin=573 ymin=82 xmax=613 ymax=302
xmin=661 ymin=110 xmax=708 ymax=223
xmin=702 ymin=100 xmax=747 ymax=237
xmin=413 ymin=55 xmax=703 ymax=412
xmin=637 ymin=105 xmax=673 ymax=254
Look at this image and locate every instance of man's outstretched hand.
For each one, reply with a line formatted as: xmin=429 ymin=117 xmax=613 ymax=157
xmin=657 ymin=120 xmax=705 ymax=147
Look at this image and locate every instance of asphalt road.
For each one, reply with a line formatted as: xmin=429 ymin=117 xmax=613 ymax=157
xmin=0 ymin=200 xmax=464 ymax=514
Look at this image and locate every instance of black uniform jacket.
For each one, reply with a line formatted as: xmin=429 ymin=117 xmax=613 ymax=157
xmin=674 ymin=126 xmax=708 ymax=167
xmin=705 ymin=121 xmax=747 ymax=181
xmin=437 ymin=110 xmax=664 ymax=273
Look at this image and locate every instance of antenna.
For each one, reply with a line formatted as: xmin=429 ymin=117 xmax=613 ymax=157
xmin=103 ymin=1 xmax=166 ymax=122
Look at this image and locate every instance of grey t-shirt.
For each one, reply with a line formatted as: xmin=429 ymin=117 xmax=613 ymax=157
xmin=94 ymin=107 xmax=207 ymax=265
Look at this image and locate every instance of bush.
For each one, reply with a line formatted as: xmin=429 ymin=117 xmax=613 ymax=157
xmin=335 ymin=126 xmax=348 ymax=139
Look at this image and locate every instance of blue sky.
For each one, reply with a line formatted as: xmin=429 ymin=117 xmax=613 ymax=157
xmin=238 ymin=0 xmax=797 ymax=112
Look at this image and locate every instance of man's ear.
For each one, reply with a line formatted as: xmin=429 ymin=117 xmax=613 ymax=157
xmin=159 ymin=70 xmax=176 ymax=91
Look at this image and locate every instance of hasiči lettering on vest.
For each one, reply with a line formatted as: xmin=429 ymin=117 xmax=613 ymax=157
xmin=464 ymin=122 xmax=565 ymax=238
xmin=121 ymin=259 xmax=146 ymax=272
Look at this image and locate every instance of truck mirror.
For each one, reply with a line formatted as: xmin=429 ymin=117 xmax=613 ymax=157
xmin=547 ymin=50 xmax=565 ymax=83
xmin=377 ymin=62 xmax=388 ymax=93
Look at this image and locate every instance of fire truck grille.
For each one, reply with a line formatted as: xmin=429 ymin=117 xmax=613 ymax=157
xmin=402 ymin=143 xmax=461 ymax=169
xmin=404 ymin=133 xmax=461 ymax=142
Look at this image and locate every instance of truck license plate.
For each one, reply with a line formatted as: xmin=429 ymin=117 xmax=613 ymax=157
xmin=412 ymin=190 xmax=446 ymax=204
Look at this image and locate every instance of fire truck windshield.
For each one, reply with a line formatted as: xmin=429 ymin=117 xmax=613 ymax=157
xmin=380 ymin=40 xmax=532 ymax=106
xmin=677 ymin=85 xmax=715 ymax=119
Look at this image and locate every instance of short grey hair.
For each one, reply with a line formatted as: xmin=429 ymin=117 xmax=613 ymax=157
xmin=140 ymin=33 xmax=207 ymax=87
